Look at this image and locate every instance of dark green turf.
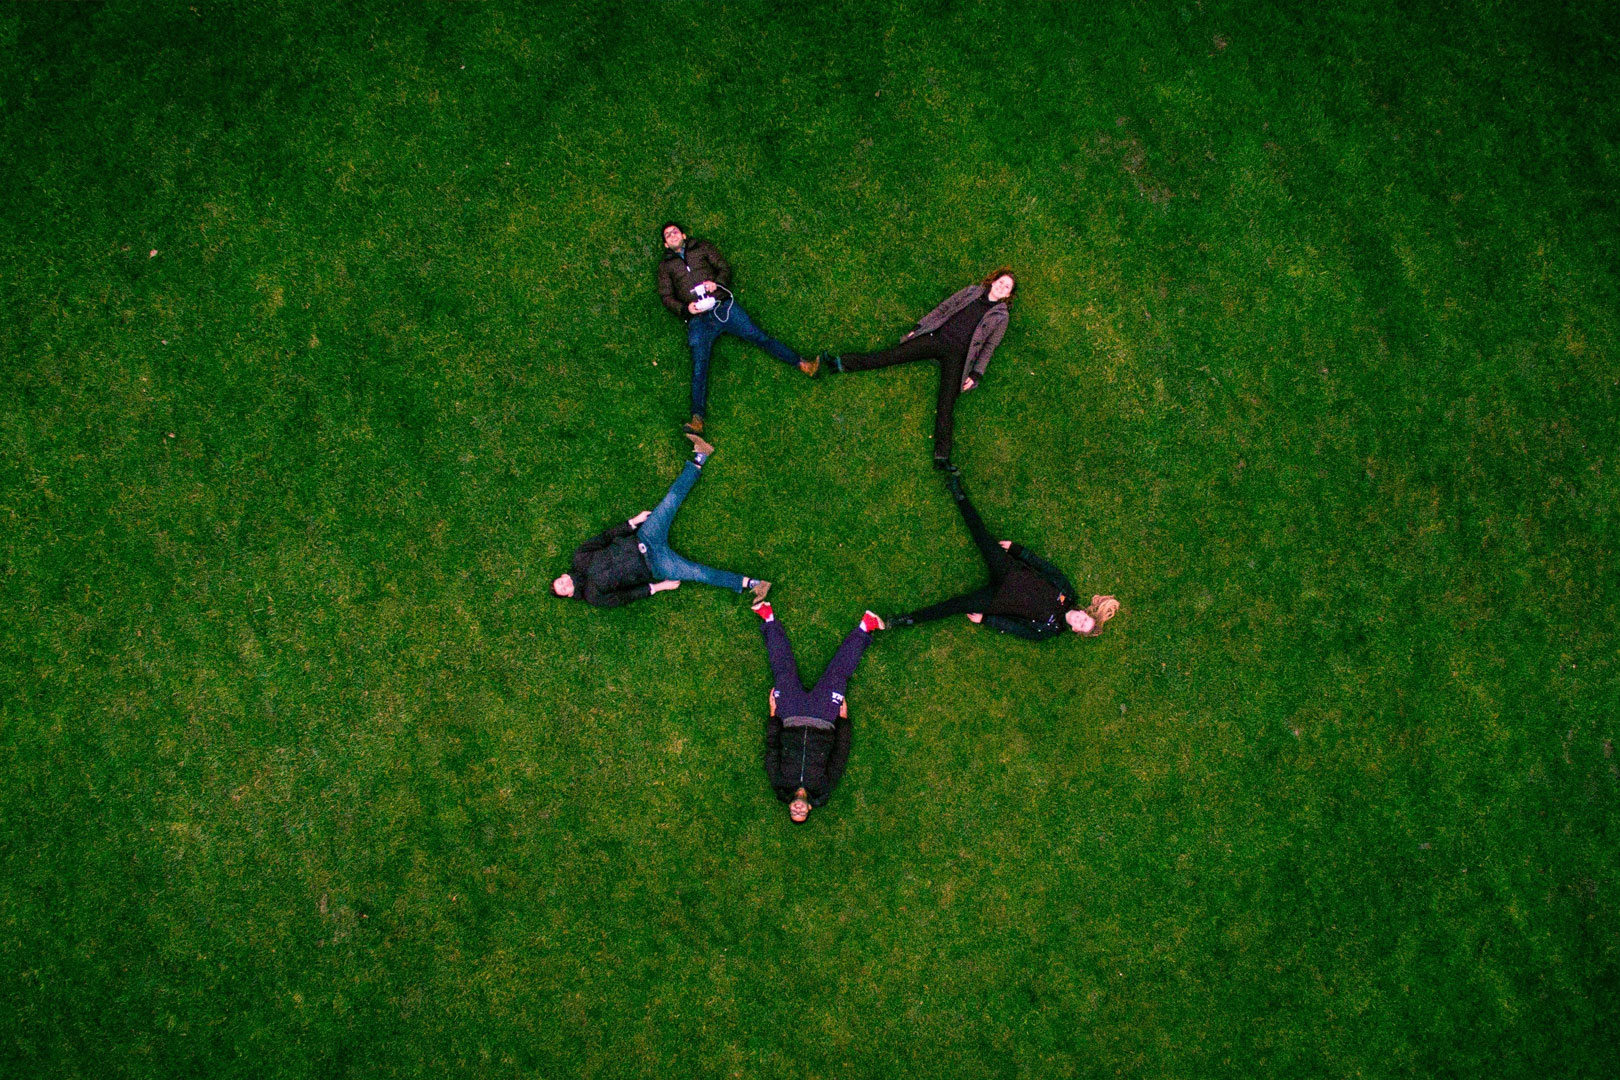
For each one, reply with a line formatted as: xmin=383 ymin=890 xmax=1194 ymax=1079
xmin=2 ymin=2 xmax=1616 ymax=1076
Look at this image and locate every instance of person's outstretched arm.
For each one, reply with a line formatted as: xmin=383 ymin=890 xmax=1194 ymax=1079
xmin=966 ymin=308 xmax=1008 ymax=384
xmin=910 ymin=284 xmax=981 ymax=337
xmin=693 ymin=239 xmax=732 ymax=290
xmin=763 ymin=710 xmax=784 ymax=787
xmin=576 ymin=519 xmax=637 ymax=557
xmin=582 ymin=580 xmax=655 ymax=608
xmin=656 ymin=260 xmax=686 ymax=316
xmin=823 ymin=714 xmax=854 ymax=796
xmin=983 ymin=614 xmax=1060 ymax=639
xmin=1008 ymin=544 xmax=1077 ymax=600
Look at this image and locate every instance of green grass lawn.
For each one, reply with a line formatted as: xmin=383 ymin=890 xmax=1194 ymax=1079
xmin=2 ymin=2 xmax=1616 ymax=1076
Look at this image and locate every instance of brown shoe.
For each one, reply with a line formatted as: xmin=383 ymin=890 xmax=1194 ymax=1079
xmin=682 ymin=414 xmax=704 ymax=435
xmin=685 ymin=432 xmax=715 ymax=457
xmin=798 ymin=357 xmax=820 ymax=378
xmin=749 ymin=579 xmax=772 ymax=603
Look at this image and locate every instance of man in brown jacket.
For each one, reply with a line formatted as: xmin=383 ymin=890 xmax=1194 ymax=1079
xmin=657 ymin=222 xmax=817 ymax=435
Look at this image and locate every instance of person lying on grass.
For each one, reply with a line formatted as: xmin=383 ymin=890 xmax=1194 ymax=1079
xmin=820 ymin=268 xmax=1015 ymax=470
xmin=888 ymin=470 xmax=1119 ymax=639
xmin=755 ymin=602 xmax=885 ymax=823
xmin=553 ymin=433 xmax=771 ymax=608
xmin=656 ymin=221 xmax=818 ymax=437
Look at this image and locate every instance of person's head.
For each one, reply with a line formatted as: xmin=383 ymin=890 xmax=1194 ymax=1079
xmin=552 ymin=573 xmax=576 ymax=598
xmin=1065 ymin=608 xmax=1096 ymax=634
xmin=982 ymin=268 xmax=1017 ymax=303
xmin=788 ymin=787 xmax=812 ymax=823
xmin=661 ymin=222 xmax=687 ymax=250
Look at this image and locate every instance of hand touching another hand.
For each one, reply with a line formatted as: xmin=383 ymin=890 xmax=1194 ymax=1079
xmin=629 ymin=510 xmax=652 ymax=528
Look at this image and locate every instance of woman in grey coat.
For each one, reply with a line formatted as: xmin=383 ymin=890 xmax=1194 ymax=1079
xmin=822 ymin=269 xmax=1015 ymax=469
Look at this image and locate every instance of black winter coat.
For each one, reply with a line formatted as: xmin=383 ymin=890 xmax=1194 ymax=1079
xmin=764 ymin=716 xmax=852 ymax=807
xmin=569 ymin=521 xmax=655 ymax=608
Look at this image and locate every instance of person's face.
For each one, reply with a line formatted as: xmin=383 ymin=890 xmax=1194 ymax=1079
xmin=988 ymin=274 xmax=1015 ymax=302
xmin=663 ymin=225 xmax=685 ymax=250
xmin=553 ymin=574 xmax=575 ymax=598
xmin=789 ymin=788 xmax=811 ymax=822
xmin=1066 ymin=608 xmax=1094 ymax=634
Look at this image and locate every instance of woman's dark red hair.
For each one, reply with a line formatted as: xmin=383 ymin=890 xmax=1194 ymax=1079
xmin=981 ymin=267 xmax=1018 ymax=300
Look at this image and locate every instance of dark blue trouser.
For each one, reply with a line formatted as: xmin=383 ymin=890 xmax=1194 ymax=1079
xmin=764 ymin=617 xmax=872 ymax=719
xmin=688 ymin=299 xmax=801 ymax=417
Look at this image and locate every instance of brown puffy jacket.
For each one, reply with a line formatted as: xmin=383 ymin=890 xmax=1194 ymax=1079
xmin=656 ymin=239 xmax=733 ymax=320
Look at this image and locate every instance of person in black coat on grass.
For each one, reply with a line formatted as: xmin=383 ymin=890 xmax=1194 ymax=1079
xmin=552 ymin=434 xmax=771 ymax=607
xmin=889 ymin=471 xmax=1119 ymax=639
xmin=754 ymin=601 xmax=886 ymax=822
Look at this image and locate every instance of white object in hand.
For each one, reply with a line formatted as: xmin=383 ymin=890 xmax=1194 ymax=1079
xmin=693 ymin=295 xmax=717 ymax=313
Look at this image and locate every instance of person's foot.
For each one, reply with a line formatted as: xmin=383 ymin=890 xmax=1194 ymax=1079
xmin=751 ymin=601 xmax=774 ymax=622
xmin=685 ymin=431 xmax=715 ymax=457
xmin=944 ymin=470 xmax=965 ymax=502
xmin=682 ymin=414 xmax=704 ymax=435
xmin=798 ymin=357 xmax=820 ymax=378
xmin=749 ymin=579 xmax=772 ymax=603
xmin=859 ymin=610 xmax=884 ymax=633
xmin=1083 ymin=595 xmax=1120 ymax=636
xmin=888 ymin=614 xmax=915 ymax=628
xmin=933 ymin=454 xmax=954 ymax=471
xmin=822 ymin=353 xmax=843 ymax=374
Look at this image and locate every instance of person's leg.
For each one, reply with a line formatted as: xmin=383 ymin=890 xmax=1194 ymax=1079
xmin=637 ymin=460 xmax=702 ymax=548
xmin=810 ymin=624 xmax=873 ymax=700
xmin=719 ymin=302 xmax=801 ymax=366
xmin=894 ymin=586 xmax=998 ymax=625
xmin=931 ymin=349 xmax=968 ymax=464
xmin=687 ymin=313 xmax=721 ymax=418
xmin=953 ymin=486 xmax=1015 ymax=584
xmin=761 ymin=616 xmax=805 ymax=693
xmin=836 ymin=333 xmax=945 ymax=372
xmin=643 ymin=543 xmax=750 ymax=593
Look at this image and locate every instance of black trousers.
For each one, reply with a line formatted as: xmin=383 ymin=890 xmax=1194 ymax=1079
xmin=839 ymin=332 xmax=969 ymax=461
xmin=899 ymin=490 xmax=1015 ymax=624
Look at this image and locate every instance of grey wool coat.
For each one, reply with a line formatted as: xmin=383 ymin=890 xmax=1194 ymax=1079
xmin=911 ymin=284 xmax=1010 ymax=381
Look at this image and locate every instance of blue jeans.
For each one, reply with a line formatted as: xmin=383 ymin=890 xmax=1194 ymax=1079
xmin=638 ymin=461 xmax=749 ymax=592
xmin=687 ymin=299 xmax=801 ymax=417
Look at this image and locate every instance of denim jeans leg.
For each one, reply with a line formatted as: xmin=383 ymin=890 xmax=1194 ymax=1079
xmin=688 ymin=314 xmax=721 ymax=416
xmin=638 ymin=461 xmax=702 ymax=549
xmin=644 ymin=542 xmax=747 ymax=592
xmin=721 ymin=302 xmax=800 ymax=366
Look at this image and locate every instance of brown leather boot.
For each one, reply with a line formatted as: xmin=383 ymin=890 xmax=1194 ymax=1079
xmin=682 ymin=414 xmax=704 ymax=435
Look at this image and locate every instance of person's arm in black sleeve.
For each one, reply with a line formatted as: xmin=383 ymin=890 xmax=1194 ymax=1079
xmin=1008 ymin=543 xmax=1077 ymax=599
xmin=578 ymin=520 xmax=637 ymax=555
xmin=983 ymin=614 xmax=1053 ymax=639
xmin=763 ymin=710 xmax=785 ymax=793
xmin=582 ymin=580 xmax=654 ymax=608
xmin=657 ymin=260 xmax=685 ymax=316
xmin=823 ymin=714 xmax=854 ymax=796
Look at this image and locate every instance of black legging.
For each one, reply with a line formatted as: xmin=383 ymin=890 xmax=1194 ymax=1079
xmin=898 ymin=489 xmax=1015 ymax=624
xmin=838 ymin=332 xmax=968 ymax=461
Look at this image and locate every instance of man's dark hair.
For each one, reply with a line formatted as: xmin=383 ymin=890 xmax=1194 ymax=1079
xmin=660 ymin=221 xmax=687 ymax=238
